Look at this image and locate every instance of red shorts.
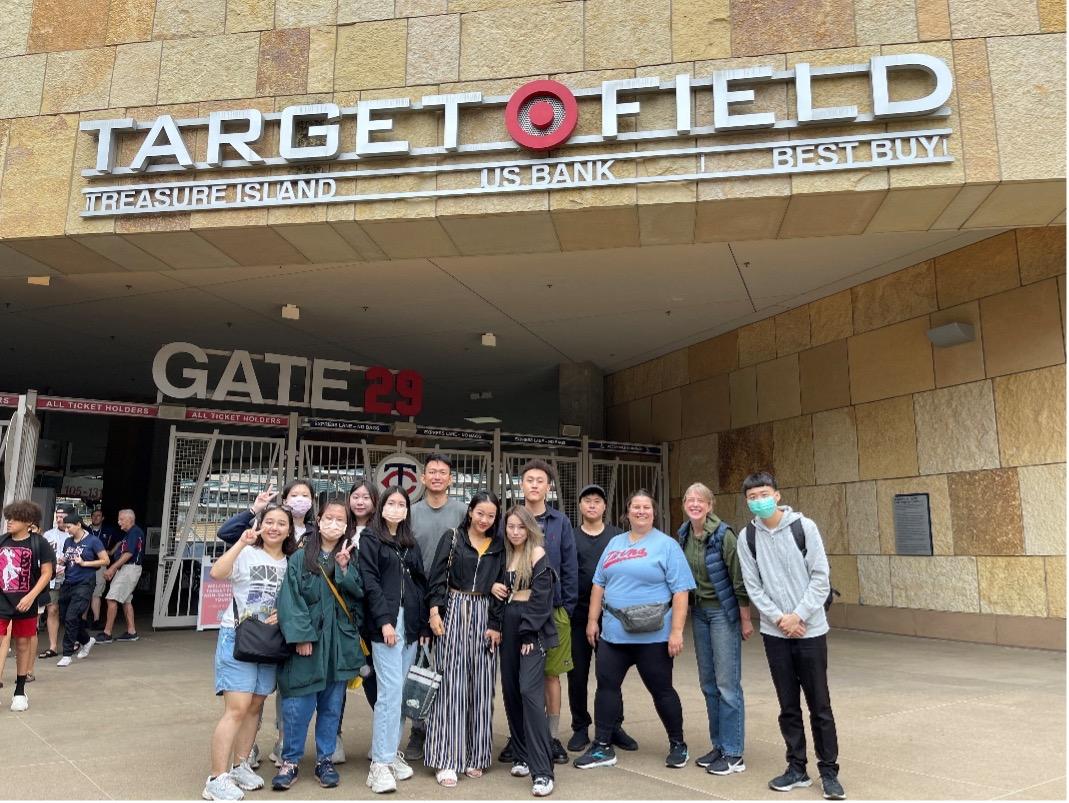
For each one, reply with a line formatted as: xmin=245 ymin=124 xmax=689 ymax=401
xmin=0 ymin=617 xmax=37 ymax=638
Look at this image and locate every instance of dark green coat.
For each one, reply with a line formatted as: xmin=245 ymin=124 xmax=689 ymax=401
xmin=277 ymin=549 xmax=365 ymax=698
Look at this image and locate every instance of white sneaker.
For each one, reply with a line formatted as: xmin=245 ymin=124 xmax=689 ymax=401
xmin=57 ymin=656 xmax=72 ymax=667
xmin=366 ymin=762 xmax=397 ymax=793
xmin=270 ymin=737 xmax=283 ymax=767
xmin=248 ymin=743 xmax=261 ymax=770
xmin=511 ymin=762 xmax=531 ymax=777
xmin=331 ymin=741 xmax=346 ymax=764
xmin=532 ymin=776 xmax=555 ymax=797
xmin=77 ymin=637 xmax=96 ymax=660
xmin=10 ymin=694 xmax=28 ymax=712
xmin=389 ymin=752 xmax=414 ymax=781
xmin=202 ymin=773 xmax=245 ymax=801
xmin=228 ymin=760 xmax=264 ymax=791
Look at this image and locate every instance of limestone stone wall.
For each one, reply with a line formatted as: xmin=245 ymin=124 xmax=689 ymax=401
xmin=606 ymin=227 xmax=1068 ymax=649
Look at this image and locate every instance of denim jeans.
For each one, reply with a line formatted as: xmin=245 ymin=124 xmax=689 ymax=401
xmin=370 ymin=606 xmax=418 ymax=765
xmin=692 ymin=605 xmax=745 ymax=756
xmin=280 ymin=680 xmax=346 ymax=764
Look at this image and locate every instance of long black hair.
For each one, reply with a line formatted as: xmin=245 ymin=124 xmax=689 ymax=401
xmin=281 ymin=478 xmax=317 ymax=530
xmin=369 ymin=485 xmax=417 ymax=549
xmin=459 ymin=490 xmax=501 ymax=535
xmin=346 ymin=479 xmax=379 ymax=536
xmin=255 ymin=503 xmax=298 ymax=556
xmin=302 ymin=496 xmax=350 ymax=575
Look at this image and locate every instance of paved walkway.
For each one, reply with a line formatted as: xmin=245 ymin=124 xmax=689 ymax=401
xmin=3 ymin=625 xmax=1064 ymax=800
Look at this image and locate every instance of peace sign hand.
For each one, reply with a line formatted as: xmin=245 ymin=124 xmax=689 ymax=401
xmin=335 ymin=540 xmax=355 ymax=570
xmin=251 ymin=484 xmax=277 ymax=514
xmin=240 ymin=528 xmax=260 ymax=546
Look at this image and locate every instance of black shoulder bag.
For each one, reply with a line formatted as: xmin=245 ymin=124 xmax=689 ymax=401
xmin=232 ymin=598 xmax=290 ymax=664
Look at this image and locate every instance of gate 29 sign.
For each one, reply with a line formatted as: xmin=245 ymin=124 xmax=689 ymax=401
xmin=152 ymin=341 xmax=423 ymax=416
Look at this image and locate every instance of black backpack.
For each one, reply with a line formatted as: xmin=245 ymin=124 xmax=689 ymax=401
xmin=745 ymin=519 xmax=840 ymax=612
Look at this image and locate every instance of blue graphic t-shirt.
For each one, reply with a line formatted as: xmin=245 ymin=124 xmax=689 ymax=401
xmin=117 ymin=525 xmax=145 ymax=566
xmin=592 ymin=529 xmax=696 ymax=644
xmin=60 ymin=534 xmax=107 ymax=585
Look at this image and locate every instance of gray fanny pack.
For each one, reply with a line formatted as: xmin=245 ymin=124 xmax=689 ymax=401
xmin=604 ymin=601 xmax=670 ymax=633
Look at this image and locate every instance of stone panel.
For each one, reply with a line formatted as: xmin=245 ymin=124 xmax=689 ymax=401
xmin=772 ymin=415 xmax=814 ymax=489
xmin=890 ymin=556 xmax=978 ymax=612
xmin=334 ymin=20 xmax=407 ymax=91
xmin=738 ymin=318 xmax=775 ymax=367
xmin=854 ymin=0 xmax=917 ymax=44
xmin=981 ymin=280 xmax=1065 ymax=377
xmin=948 ymin=469 xmax=1024 ymax=556
xmin=585 ymin=0 xmax=671 ymax=69
xmin=459 ymin=3 xmax=582 ymax=80
xmin=845 ymin=480 xmax=879 ymax=553
xmin=650 ymin=387 xmax=682 ymax=443
xmin=828 ymin=555 xmax=859 ymax=604
xmin=756 ymin=354 xmax=801 ymax=423
xmin=628 ymin=396 xmax=653 ymax=444
xmin=978 ymin=557 xmax=1048 ymax=616
xmin=153 ymin=0 xmax=227 ymax=39
xmin=729 ymin=366 xmax=757 ymax=429
xmin=930 ymin=301 xmax=985 ymax=388
xmin=658 ymin=350 xmax=689 ymax=390
xmin=41 ymin=48 xmax=114 ymax=114
xmin=672 ymin=0 xmax=730 ymax=61
xmin=0 ymin=0 xmax=33 ymax=57
xmin=276 ymin=0 xmax=336 ymax=27
xmin=988 ymin=34 xmax=1067 ymax=182
xmin=1019 ymin=463 xmax=1067 ymax=555
xmin=678 ymin=433 xmax=719 ymax=494
xmin=681 ymin=374 xmax=731 ymax=437
xmin=688 ymin=331 xmax=737 ymax=381
xmin=848 ymin=317 xmax=934 ymax=404
xmin=158 ymin=34 xmax=259 ymax=104
xmin=857 ymin=554 xmax=891 ymax=606
xmin=856 ymin=396 xmax=918 ymax=481
xmin=916 ymin=0 xmax=952 ymax=39
xmin=226 ymin=0 xmax=276 ymax=33
xmin=852 ymin=261 xmax=937 ymax=334
xmin=952 ymin=37 xmax=1000 ymax=184
xmin=0 ymin=54 xmax=46 ymax=118
xmin=866 ymin=186 xmax=961 ymax=233
xmin=1047 ymin=556 xmax=1065 ymax=617
xmin=729 ymin=0 xmax=855 ymax=56
xmin=797 ymin=484 xmax=847 ymax=554
xmin=994 ymin=365 xmax=1066 ymax=467
xmin=407 ymin=14 xmax=460 ymax=85
xmin=718 ymin=423 xmax=773 ymax=494
xmin=799 ymin=339 xmax=851 ymax=415
xmin=29 ymin=0 xmax=109 ymax=52
xmin=949 ymin=0 xmax=1040 ymax=38
xmin=338 ymin=0 xmax=395 ymax=22
xmin=809 ymin=289 xmax=852 ymax=346
xmin=774 ymin=306 xmax=810 ymax=356
xmin=1017 ymin=227 xmax=1067 ymax=284
xmin=1039 ymin=0 xmax=1066 ymax=31
xmin=307 ymin=26 xmax=336 ymax=93
xmin=0 ymin=113 xmax=77 ymax=239
xmin=398 ymin=0 xmax=447 ymax=14
xmin=934 ymin=232 xmax=1020 ymax=309
xmin=110 ymin=41 xmax=161 ymax=107
xmin=813 ymin=407 xmax=859 ymax=485
xmin=914 ymin=381 xmax=999 ymax=475
xmin=105 ymin=0 xmax=155 ymax=43
xmin=257 ymin=28 xmax=309 ymax=96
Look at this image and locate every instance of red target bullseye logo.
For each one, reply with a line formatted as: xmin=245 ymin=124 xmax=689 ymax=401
xmin=505 ymin=80 xmax=579 ymax=151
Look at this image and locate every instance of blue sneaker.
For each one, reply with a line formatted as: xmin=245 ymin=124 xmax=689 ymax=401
xmin=315 ymin=759 xmax=339 ymax=788
xmin=573 ymin=742 xmax=617 ymax=769
xmin=271 ymin=762 xmax=299 ymax=790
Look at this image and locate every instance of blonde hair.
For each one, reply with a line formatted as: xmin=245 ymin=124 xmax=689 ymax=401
xmin=503 ymin=505 xmax=545 ymax=591
xmin=682 ymin=483 xmax=714 ymax=505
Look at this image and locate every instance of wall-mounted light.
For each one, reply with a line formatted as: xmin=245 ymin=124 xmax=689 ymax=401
xmin=927 ymin=322 xmax=975 ymax=348
xmin=281 ymin=304 xmax=300 ymax=320
xmin=27 ymin=276 xmax=50 ymax=286
xmin=481 ymin=332 xmax=496 ymax=347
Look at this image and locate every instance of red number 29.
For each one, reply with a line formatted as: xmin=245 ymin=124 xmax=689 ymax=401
xmin=363 ymin=367 xmax=423 ymax=416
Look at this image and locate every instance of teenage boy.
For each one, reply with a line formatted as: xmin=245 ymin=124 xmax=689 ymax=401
xmin=565 ymin=484 xmax=638 ymax=753
xmin=37 ymin=503 xmax=75 ymax=660
xmin=56 ymin=514 xmax=109 ymax=667
xmin=96 ymin=509 xmax=144 ymax=643
xmin=405 ymin=453 xmax=467 ymax=761
xmin=0 ymin=500 xmax=55 ymax=711
xmin=736 ymin=472 xmax=845 ymax=802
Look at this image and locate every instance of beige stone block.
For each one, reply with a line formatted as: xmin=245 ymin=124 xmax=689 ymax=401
xmin=226 ymin=0 xmax=276 ymax=33
xmin=779 ymin=191 xmax=886 ymax=238
xmin=798 ymin=339 xmax=850 ymax=415
xmin=359 ymin=218 xmax=458 ymax=258
xmin=978 ymin=557 xmax=1047 ymax=617
xmin=914 ymin=381 xmax=999 ymax=475
xmin=439 ymin=211 xmax=560 ymax=256
xmin=334 ymin=19 xmax=407 ymax=91
xmin=0 ymin=53 xmax=45 ymax=118
xmin=407 ymin=14 xmax=459 ymax=85
xmin=272 ymin=222 xmax=362 ymax=262
xmin=952 ymin=38 xmax=1000 ymax=185
xmin=109 ymin=41 xmax=161 ymax=107
xmin=306 ymin=26 xmax=336 ymax=93
xmin=738 ymin=318 xmax=775 ymax=368
xmin=0 ymin=114 xmax=77 ymax=239
xmin=828 ymin=555 xmax=859 ymax=603
xmin=994 ymin=365 xmax=1066 ymax=467
xmin=552 ymin=207 xmax=641 ymax=251
xmin=121 ymin=230 xmax=235 ymax=267
xmin=158 ymin=34 xmax=259 ymax=104
xmin=41 ymin=48 xmax=114 ymax=114
xmin=1061 ymin=273 xmax=1066 ymax=335
xmin=774 ymin=306 xmax=810 ymax=357
xmin=857 ymin=554 xmax=891 ymax=605
xmin=949 ymin=468 xmax=1025 ymax=555
xmin=851 ymin=261 xmax=937 ymax=335
xmin=845 ymin=480 xmax=878 ymax=553
xmin=854 ymin=0 xmax=917 ymax=44
xmin=153 ymin=0 xmax=227 ymax=39
xmin=930 ymin=301 xmax=985 ymax=388
xmin=628 ymin=396 xmax=653 ymax=443
xmin=257 ymin=28 xmax=309 ymax=96
xmin=773 ymin=415 xmax=814 ymax=488
xmin=930 ymin=184 xmax=996 ymax=230
xmin=1039 ymin=0 xmax=1066 ymax=31
xmin=671 ymin=0 xmax=729 ymax=60
xmin=682 ymin=375 xmax=731 ymax=437
xmin=877 ymin=474 xmax=953 ymax=554
xmin=866 ymin=187 xmax=961 ymax=233
xmin=916 ymin=0 xmax=952 ymax=39
xmin=797 ymin=484 xmax=847 ymax=554
xmin=729 ymin=0 xmax=856 ymax=56
xmin=934 ymin=232 xmax=1019 ymax=308
xmin=988 ymin=35 xmax=1066 ymax=182
xmin=1017 ymin=227 xmax=1067 ymax=284
xmin=0 ymin=0 xmax=33 ymax=57
xmin=814 ymin=407 xmax=860 ymax=486
xmin=1046 ymin=556 xmax=1065 ymax=617
xmin=757 ymin=354 xmax=801 ymax=423
xmin=659 ymin=350 xmax=689 ymax=390
xmin=964 ymin=180 xmax=1067 ymax=229
xmin=856 ymin=396 xmax=919 ymax=480
xmin=29 ymin=0 xmax=108 ymax=52
xmin=459 ymin=4 xmax=582 ymax=80
xmin=584 ymin=0 xmax=670 ymax=69
xmin=982 ymin=280 xmax=1065 ymax=377
xmin=398 ymin=0 xmax=446 ymax=14
xmin=678 ymin=433 xmax=718 ymax=494
xmin=632 ymin=358 xmax=665 ymax=399
xmin=637 ymin=202 xmax=696 ymax=246
xmin=848 ymin=317 xmax=935 ymax=405
xmin=650 ymin=388 xmax=682 ymax=443
xmin=275 ymin=0 xmax=335 ymax=26
xmin=718 ymin=423 xmax=773 ymax=493
xmin=1019 ymin=463 xmax=1067 ymax=556
xmin=729 ymin=366 xmax=758 ymax=429
xmin=688 ymin=331 xmax=737 ymax=381
xmin=891 ymin=556 xmax=978 ymax=612
xmin=694 ymin=197 xmax=790 ymax=241
xmin=950 ymin=0 xmax=1040 ymax=37
xmin=338 ymin=0 xmax=395 ymax=22
xmin=809 ymin=289 xmax=852 ymax=346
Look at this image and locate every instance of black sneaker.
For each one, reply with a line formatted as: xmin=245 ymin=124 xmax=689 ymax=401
xmin=271 ymin=761 xmax=299 ymax=790
xmin=696 ymin=747 xmax=722 ymax=768
xmin=573 ymin=742 xmax=617 ymax=770
xmin=665 ymin=740 xmax=688 ymax=768
xmin=403 ymin=728 xmax=424 ymax=762
xmin=498 ymin=737 xmax=514 ymax=763
xmin=567 ymin=728 xmax=590 ymax=752
xmin=610 ymin=726 xmax=638 ymax=751
xmin=315 ymin=759 xmax=339 ymax=788
xmin=821 ymin=775 xmax=846 ymax=800
xmin=708 ymin=754 xmax=746 ymax=775
xmin=769 ymin=767 xmax=812 ymax=792
xmin=94 ymin=633 xmax=113 ymax=644
xmin=116 ymin=632 xmax=139 ymax=642
xmin=550 ymin=738 xmax=568 ymax=765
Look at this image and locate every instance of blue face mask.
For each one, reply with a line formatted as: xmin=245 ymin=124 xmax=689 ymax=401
xmin=747 ymin=496 xmax=778 ymax=519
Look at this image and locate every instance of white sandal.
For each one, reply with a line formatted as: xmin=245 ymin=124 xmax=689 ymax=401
xmin=436 ymin=769 xmax=458 ymax=787
xmin=465 ymin=767 xmax=484 ymax=779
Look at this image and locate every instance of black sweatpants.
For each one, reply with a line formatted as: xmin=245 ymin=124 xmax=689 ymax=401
xmin=59 ymin=580 xmax=93 ymax=657
xmin=501 ymin=602 xmax=554 ymax=780
xmin=762 ymin=634 xmax=839 ymax=777
xmin=567 ymin=606 xmax=623 ymax=732
xmin=593 ymin=639 xmax=683 ymax=745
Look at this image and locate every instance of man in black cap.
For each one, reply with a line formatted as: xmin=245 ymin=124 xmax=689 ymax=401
xmin=565 ymin=484 xmax=637 ymax=753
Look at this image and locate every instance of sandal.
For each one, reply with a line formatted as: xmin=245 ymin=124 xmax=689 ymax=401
xmin=37 ymin=649 xmax=57 ymax=659
xmin=26 ymin=674 xmax=35 ymax=683
xmin=464 ymin=768 xmax=484 ymax=779
xmin=436 ymin=770 xmax=458 ymax=787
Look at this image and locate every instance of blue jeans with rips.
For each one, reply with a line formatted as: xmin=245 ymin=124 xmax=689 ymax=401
xmin=691 ymin=605 xmax=745 ymax=756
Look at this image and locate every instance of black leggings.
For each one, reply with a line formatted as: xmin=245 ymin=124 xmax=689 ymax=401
xmin=594 ymin=639 xmax=683 ymax=745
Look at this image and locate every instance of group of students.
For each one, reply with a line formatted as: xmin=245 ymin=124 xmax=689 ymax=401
xmin=202 ymin=456 xmax=846 ymax=802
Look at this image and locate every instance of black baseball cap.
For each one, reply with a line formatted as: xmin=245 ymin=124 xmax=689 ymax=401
xmin=55 ymin=502 xmax=76 ymax=515
xmin=579 ymin=484 xmax=608 ymax=502
xmin=63 ymin=513 xmax=84 ymax=528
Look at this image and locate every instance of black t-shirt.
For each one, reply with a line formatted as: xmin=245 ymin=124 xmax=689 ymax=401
xmin=573 ymin=522 xmax=623 ymax=610
xmin=0 ymin=533 xmax=56 ymax=620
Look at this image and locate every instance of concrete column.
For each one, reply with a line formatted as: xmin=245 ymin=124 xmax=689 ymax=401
xmin=558 ymin=361 xmax=604 ymax=439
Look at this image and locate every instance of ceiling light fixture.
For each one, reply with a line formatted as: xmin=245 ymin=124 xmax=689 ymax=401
xmin=465 ymin=416 xmax=502 ymax=425
xmin=281 ymin=303 xmax=300 ymax=320
xmin=481 ymin=332 xmax=496 ymax=347
xmin=26 ymin=276 xmax=50 ymax=286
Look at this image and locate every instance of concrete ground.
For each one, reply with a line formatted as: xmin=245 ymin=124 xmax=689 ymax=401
xmin=2 ymin=624 xmax=1064 ymax=801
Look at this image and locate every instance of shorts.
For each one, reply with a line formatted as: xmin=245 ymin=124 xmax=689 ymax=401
xmin=48 ymin=588 xmax=60 ymax=606
xmin=93 ymin=567 xmax=106 ymax=597
xmin=543 ymin=606 xmax=574 ymax=677
xmin=0 ymin=617 xmax=37 ymax=638
xmin=214 ymin=626 xmax=278 ymax=697
xmin=106 ymin=565 xmax=142 ymax=604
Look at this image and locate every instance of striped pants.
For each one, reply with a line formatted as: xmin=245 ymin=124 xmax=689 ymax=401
xmin=424 ymin=590 xmax=498 ymax=772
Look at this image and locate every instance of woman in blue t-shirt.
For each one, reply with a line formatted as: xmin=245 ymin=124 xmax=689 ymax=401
xmin=573 ymin=490 xmax=696 ymax=773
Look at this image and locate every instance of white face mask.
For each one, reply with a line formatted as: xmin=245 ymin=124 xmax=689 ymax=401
xmin=382 ymin=499 xmax=407 ymax=524
xmin=287 ymin=496 xmax=313 ymax=517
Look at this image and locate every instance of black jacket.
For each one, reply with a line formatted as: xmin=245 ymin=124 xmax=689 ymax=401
xmin=506 ymin=555 xmax=559 ymax=650
xmin=357 ymin=528 xmax=430 ymax=644
xmin=426 ymin=527 xmax=507 ymax=631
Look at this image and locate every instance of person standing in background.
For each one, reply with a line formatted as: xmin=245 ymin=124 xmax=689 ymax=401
xmin=96 ymin=509 xmax=144 ymax=643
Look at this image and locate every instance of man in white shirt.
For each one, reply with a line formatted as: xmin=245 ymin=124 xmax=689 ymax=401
xmin=37 ymin=503 xmax=76 ymax=661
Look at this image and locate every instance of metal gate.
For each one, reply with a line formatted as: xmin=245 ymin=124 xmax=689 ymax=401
xmin=500 ymin=451 xmax=583 ymax=524
xmin=152 ymin=428 xmax=286 ymax=628
xmin=590 ymin=453 xmax=667 ymax=532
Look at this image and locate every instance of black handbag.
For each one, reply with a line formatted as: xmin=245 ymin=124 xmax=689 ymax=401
xmin=231 ymin=599 xmax=290 ymax=664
